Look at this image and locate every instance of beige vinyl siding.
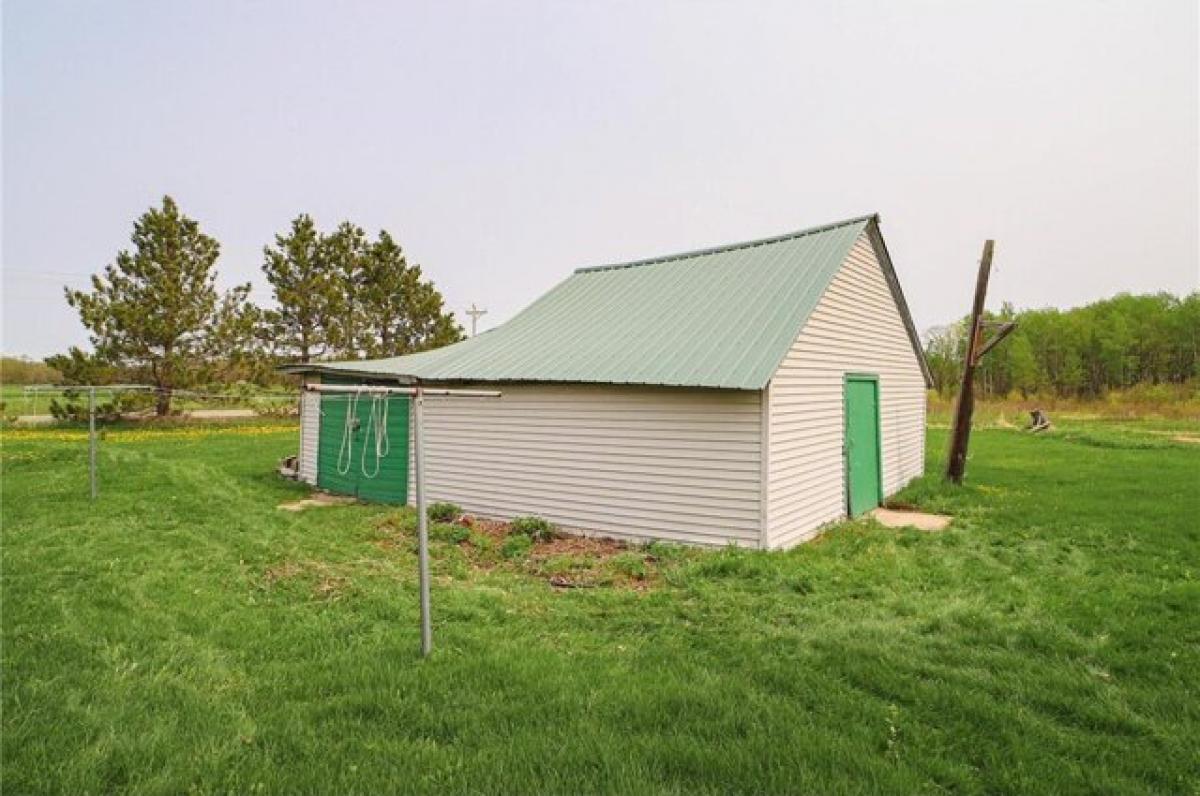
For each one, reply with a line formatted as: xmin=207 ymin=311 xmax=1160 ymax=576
xmin=407 ymin=384 xmax=763 ymax=547
xmin=298 ymin=382 xmax=320 ymax=485
xmin=766 ymin=232 xmax=926 ymax=548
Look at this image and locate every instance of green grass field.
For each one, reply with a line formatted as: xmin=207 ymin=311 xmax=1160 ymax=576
xmin=0 ymin=385 xmax=301 ymax=421
xmin=1 ymin=384 xmax=51 ymax=416
xmin=3 ymin=419 xmax=1198 ymax=794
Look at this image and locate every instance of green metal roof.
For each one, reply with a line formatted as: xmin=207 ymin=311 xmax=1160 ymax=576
xmin=291 ymin=214 xmax=929 ymax=390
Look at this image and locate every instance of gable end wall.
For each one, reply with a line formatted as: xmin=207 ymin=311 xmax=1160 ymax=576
xmin=766 ymin=231 xmax=927 ymax=548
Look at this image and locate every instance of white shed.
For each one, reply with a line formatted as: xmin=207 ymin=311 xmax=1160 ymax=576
xmin=286 ymin=214 xmax=931 ymax=549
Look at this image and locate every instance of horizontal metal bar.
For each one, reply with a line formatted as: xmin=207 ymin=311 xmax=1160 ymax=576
xmin=304 ymin=385 xmax=501 ymax=398
xmin=22 ymin=384 xmax=157 ymax=393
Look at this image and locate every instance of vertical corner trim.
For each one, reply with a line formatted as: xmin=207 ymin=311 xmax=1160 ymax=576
xmin=759 ymin=384 xmax=771 ymax=550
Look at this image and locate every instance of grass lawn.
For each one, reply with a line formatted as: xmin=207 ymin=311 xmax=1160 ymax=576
xmin=2 ymin=419 xmax=1198 ymax=793
xmin=1 ymin=384 xmax=52 ymax=416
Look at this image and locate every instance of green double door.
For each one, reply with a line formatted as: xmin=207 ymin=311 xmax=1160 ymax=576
xmin=845 ymin=375 xmax=882 ymax=516
xmin=317 ymin=392 xmax=410 ymax=503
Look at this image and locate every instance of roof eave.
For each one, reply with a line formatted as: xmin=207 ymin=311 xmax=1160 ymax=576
xmin=862 ymin=218 xmax=935 ymax=388
xmin=275 ymin=363 xmax=417 ymax=383
xmin=276 ymin=362 xmax=762 ymax=391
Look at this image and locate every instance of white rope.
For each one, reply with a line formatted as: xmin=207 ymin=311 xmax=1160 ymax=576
xmin=359 ymin=394 xmax=390 ymax=479
xmin=336 ymin=391 xmax=360 ymax=476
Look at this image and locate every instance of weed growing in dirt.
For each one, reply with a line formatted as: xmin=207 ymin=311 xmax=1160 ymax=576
xmin=509 ymin=515 xmax=556 ymax=542
xmin=427 ymin=502 xmax=462 ymax=522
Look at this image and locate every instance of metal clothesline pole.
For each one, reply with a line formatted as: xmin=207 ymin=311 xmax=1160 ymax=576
xmin=88 ymin=387 xmax=97 ymax=500
xmin=25 ymin=384 xmax=156 ymax=500
xmin=304 ymin=382 xmax=501 ymax=657
xmin=413 ymin=385 xmax=431 ymax=656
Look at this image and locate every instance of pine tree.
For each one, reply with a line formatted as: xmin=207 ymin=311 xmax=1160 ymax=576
xmin=261 ymin=214 xmax=337 ymax=362
xmin=356 ymin=230 xmax=464 ymax=358
xmin=64 ymin=196 xmax=254 ymax=415
xmin=322 ymin=222 xmax=370 ymax=358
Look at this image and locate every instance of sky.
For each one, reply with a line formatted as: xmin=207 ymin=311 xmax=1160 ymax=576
xmin=3 ymin=0 xmax=1197 ymax=358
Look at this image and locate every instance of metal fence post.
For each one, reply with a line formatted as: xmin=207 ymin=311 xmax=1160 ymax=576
xmin=88 ymin=387 xmax=97 ymax=500
xmin=413 ymin=385 xmax=432 ymax=657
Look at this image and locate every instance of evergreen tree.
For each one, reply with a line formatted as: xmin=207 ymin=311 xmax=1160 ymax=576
xmin=64 ymin=196 xmax=255 ymax=415
xmin=357 ymin=230 xmax=464 ymax=358
xmin=43 ymin=347 xmax=118 ymax=386
xmin=322 ymin=222 xmax=370 ymax=358
xmin=261 ymin=214 xmax=337 ymax=362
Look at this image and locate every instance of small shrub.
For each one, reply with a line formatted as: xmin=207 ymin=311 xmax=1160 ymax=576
xmin=500 ymin=534 xmax=533 ymax=560
xmin=510 ymin=515 xmax=556 ymax=542
xmin=49 ymin=391 xmax=152 ymax=422
xmin=468 ymin=532 xmax=495 ymax=555
xmin=429 ymin=523 xmax=470 ymax=544
xmin=609 ymin=552 xmax=649 ymax=581
xmin=427 ymin=502 xmax=462 ymax=523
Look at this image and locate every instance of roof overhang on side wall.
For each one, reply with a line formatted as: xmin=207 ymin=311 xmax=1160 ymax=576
xmin=276 ymin=365 xmax=769 ymax=398
xmin=277 ymin=364 xmax=416 ymax=383
xmin=863 ymin=219 xmax=934 ymax=388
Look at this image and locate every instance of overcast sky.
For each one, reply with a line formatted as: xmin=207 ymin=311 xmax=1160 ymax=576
xmin=3 ymin=0 xmax=1197 ymax=358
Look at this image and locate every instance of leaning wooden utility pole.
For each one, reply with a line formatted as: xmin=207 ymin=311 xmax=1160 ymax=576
xmin=945 ymin=240 xmax=1017 ymax=484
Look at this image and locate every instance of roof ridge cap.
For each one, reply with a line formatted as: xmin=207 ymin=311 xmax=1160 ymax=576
xmin=573 ymin=213 xmax=877 ymax=274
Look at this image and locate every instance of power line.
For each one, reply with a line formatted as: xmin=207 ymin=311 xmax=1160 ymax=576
xmin=4 ymin=269 xmax=95 ymax=279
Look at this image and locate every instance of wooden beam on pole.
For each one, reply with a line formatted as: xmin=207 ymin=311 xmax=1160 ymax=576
xmin=973 ymin=321 xmax=1017 ymax=363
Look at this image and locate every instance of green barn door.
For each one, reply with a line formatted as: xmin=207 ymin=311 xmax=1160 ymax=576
xmin=317 ymin=393 xmax=358 ymax=497
xmin=845 ymin=376 xmax=882 ymax=516
xmin=317 ymin=393 xmax=410 ymax=504
xmin=355 ymin=396 xmax=410 ymax=504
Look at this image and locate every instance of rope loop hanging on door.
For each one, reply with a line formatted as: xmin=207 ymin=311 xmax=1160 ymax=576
xmin=336 ymin=391 xmax=361 ymax=476
xmin=360 ymin=393 xmax=391 ymax=479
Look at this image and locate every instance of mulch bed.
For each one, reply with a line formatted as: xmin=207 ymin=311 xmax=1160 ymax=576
xmin=372 ymin=512 xmax=660 ymax=591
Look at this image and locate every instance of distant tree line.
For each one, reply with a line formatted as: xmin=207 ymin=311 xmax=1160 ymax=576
xmin=925 ymin=292 xmax=1200 ymax=399
xmin=49 ymin=196 xmax=463 ymax=414
xmin=0 ymin=356 xmax=62 ymax=385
